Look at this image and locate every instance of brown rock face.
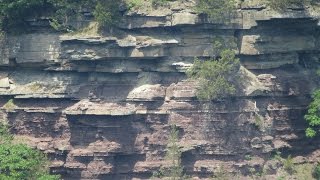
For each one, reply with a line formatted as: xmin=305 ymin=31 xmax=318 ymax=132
xmin=0 ymin=2 xmax=320 ymax=179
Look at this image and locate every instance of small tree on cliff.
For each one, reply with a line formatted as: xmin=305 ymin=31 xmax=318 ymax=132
xmin=187 ymin=47 xmax=240 ymax=101
xmin=153 ymin=125 xmax=187 ymax=179
xmin=0 ymin=123 xmax=60 ymax=180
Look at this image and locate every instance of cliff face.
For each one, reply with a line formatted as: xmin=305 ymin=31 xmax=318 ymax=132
xmin=0 ymin=1 xmax=320 ymax=179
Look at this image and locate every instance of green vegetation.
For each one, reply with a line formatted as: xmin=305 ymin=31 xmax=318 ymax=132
xmin=244 ymin=154 xmax=252 ymax=161
xmin=0 ymin=0 xmax=122 ymax=32
xmin=295 ymin=164 xmax=315 ymax=180
xmin=3 ymin=99 xmax=17 ymax=111
xmin=187 ymin=48 xmax=240 ymax=101
xmin=283 ymin=155 xmax=295 ymax=174
xmin=212 ymin=165 xmax=231 ymax=180
xmin=0 ymin=0 xmax=48 ymax=31
xmin=47 ymin=0 xmax=98 ymax=31
xmin=93 ymin=0 xmax=121 ymax=27
xmin=305 ymin=90 xmax=320 ymax=138
xmin=196 ymin=0 xmax=236 ymax=21
xmin=254 ymin=114 xmax=264 ymax=131
xmin=267 ymin=0 xmax=318 ymax=11
xmin=126 ymin=0 xmax=144 ymax=9
xmin=314 ymin=164 xmax=320 ymax=180
xmin=0 ymin=123 xmax=60 ymax=180
xmin=0 ymin=123 xmax=12 ymax=143
xmin=272 ymin=152 xmax=296 ymax=174
xmin=153 ymin=125 xmax=187 ymax=179
xmin=152 ymin=0 xmax=172 ymax=7
xmin=269 ymin=152 xmax=318 ymax=179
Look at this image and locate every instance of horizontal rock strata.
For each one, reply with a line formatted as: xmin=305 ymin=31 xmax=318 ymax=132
xmin=0 ymin=1 xmax=320 ymax=179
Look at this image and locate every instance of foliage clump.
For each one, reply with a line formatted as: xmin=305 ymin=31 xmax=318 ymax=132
xmin=305 ymin=90 xmax=320 ymax=138
xmin=196 ymin=0 xmax=236 ymax=21
xmin=313 ymin=163 xmax=320 ymax=180
xmin=0 ymin=0 xmax=122 ymax=32
xmin=283 ymin=155 xmax=295 ymax=174
xmin=2 ymin=99 xmax=17 ymax=111
xmin=0 ymin=0 xmax=49 ymax=31
xmin=187 ymin=48 xmax=240 ymax=101
xmin=126 ymin=0 xmax=144 ymax=10
xmin=93 ymin=0 xmax=121 ymax=27
xmin=153 ymin=125 xmax=188 ymax=179
xmin=0 ymin=123 xmax=12 ymax=143
xmin=267 ymin=0 xmax=318 ymax=11
xmin=0 ymin=123 xmax=59 ymax=180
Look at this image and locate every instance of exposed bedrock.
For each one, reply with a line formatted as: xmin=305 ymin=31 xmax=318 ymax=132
xmin=0 ymin=2 xmax=320 ymax=179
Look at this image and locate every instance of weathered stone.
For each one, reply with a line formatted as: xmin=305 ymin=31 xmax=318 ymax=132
xmin=9 ymin=33 xmax=60 ymax=64
xmin=0 ymin=77 xmax=10 ymax=88
xmin=172 ymin=12 xmax=198 ymax=25
xmin=240 ymin=35 xmax=315 ymax=55
xmin=127 ymin=84 xmax=166 ymax=101
xmin=0 ymin=2 xmax=320 ymax=180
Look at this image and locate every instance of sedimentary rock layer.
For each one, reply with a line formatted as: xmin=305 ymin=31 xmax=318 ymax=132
xmin=0 ymin=1 xmax=320 ymax=179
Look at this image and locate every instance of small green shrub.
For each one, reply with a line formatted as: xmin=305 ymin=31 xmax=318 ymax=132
xmin=93 ymin=0 xmax=121 ymax=28
xmin=0 ymin=123 xmax=60 ymax=179
xmin=0 ymin=123 xmax=12 ymax=143
xmin=283 ymin=155 xmax=295 ymax=174
xmin=212 ymin=165 xmax=230 ymax=180
xmin=152 ymin=125 xmax=188 ymax=179
xmin=254 ymin=114 xmax=264 ymax=131
xmin=187 ymin=49 xmax=240 ymax=101
xmin=0 ymin=143 xmax=60 ymax=180
xmin=196 ymin=0 xmax=236 ymax=21
xmin=305 ymin=90 xmax=320 ymax=138
xmin=3 ymin=99 xmax=17 ymax=111
xmin=245 ymin=154 xmax=252 ymax=161
xmin=314 ymin=164 xmax=320 ymax=180
xmin=273 ymin=151 xmax=282 ymax=161
xmin=126 ymin=0 xmax=144 ymax=9
xmin=294 ymin=164 xmax=314 ymax=180
xmin=0 ymin=0 xmax=123 ymax=32
xmin=0 ymin=0 xmax=48 ymax=31
xmin=277 ymin=176 xmax=286 ymax=180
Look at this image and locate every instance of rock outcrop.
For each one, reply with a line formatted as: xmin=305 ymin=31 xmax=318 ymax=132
xmin=0 ymin=1 xmax=320 ymax=179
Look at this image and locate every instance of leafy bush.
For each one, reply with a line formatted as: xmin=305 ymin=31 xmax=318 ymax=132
xmin=0 ymin=0 xmax=123 ymax=32
xmin=3 ymin=99 xmax=17 ymax=111
xmin=294 ymin=164 xmax=314 ymax=180
xmin=93 ymin=0 xmax=121 ymax=27
xmin=314 ymin=164 xmax=320 ymax=180
xmin=187 ymin=49 xmax=240 ymax=101
xmin=304 ymin=90 xmax=320 ymax=138
xmin=0 ymin=123 xmax=59 ymax=180
xmin=196 ymin=0 xmax=236 ymax=21
xmin=283 ymin=155 xmax=295 ymax=174
xmin=0 ymin=123 xmax=12 ymax=143
xmin=0 ymin=0 xmax=49 ymax=31
xmin=0 ymin=144 xmax=60 ymax=180
xmin=254 ymin=114 xmax=264 ymax=131
xmin=47 ymin=0 xmax=89 ymax=31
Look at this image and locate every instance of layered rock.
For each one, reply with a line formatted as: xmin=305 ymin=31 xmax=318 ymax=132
xmin=0 ymin=1 xmax=320 ymax=179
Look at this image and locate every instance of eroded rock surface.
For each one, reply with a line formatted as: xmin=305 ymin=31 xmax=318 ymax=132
xmin=1 ymin=1 xmax=320 ymax=179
